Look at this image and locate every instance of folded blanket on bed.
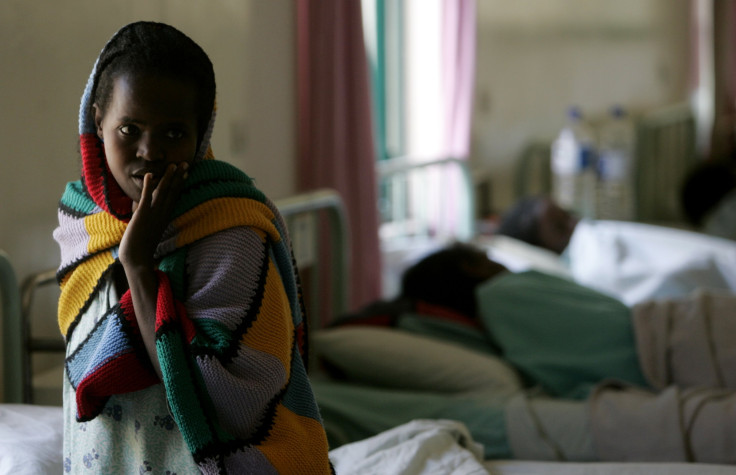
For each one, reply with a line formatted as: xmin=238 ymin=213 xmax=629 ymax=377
xmin=590 ymin=381 xmax=736 ymax=464
xmin=632 ymin=290 xmax=736 ymax=390
xmin=590 ymin=291 xmax=736 ymax=464
xmin=329 ymin=419 xmax=489 ymax=475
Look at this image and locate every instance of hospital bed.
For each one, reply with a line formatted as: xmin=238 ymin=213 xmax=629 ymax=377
xmin=3 ymin=184 xmax=736 ymax=474
xmin=376 ymin=102 xmax=736 ymax=306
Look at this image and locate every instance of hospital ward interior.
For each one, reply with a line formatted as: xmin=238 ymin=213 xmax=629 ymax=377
xmin=3 ymin=1 xmax=736 ymax=474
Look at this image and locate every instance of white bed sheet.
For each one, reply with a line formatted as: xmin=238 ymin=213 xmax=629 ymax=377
xmin=485 ymin=460 xmax=736 ymax=475
xmin=330 ymin=418 xmax=736 ymax=475
xmin=0 ymin=404 xmax=63 ymax=475
xmin=329 ymin=419 xmax=488 ymax=475
xmin=566 ymin=220 xmax=736 ymax=306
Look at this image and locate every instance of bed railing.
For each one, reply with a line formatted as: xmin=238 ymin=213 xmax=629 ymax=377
xmin=376 ymin=156 xmax=476 ymax=244
xmin=634 ymin=102 xmax=698 ymax=223
xmin=275 ymin=189 xmax=351 ymax=372
xmin=19 ymin=269 xmax=62 ymax=404
xmin=1 ymin=250 xmax=23 ymax=403
xmin=275 ymin=189 xmax=350 ymax=324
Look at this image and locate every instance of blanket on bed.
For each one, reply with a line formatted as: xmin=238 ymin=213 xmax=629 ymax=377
xmin=632 ymin=290 xmax=736 ymax=390
xmin=329 ymin=419 xmax=488 ymax=475
xmin=590 ymin=291 xmax=736 ymax=464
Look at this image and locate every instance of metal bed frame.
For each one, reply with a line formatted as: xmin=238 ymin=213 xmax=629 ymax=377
xmin=376 ymin=156 xmax=476 ymax=243
xmin=1 ymin=250 xmax=23 ymax=403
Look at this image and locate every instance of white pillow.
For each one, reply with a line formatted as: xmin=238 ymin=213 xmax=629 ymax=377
xmin=312 ymin=326 xmax=522 ymax=397
xmin=474 ymin=234 xmax=571 ymax=277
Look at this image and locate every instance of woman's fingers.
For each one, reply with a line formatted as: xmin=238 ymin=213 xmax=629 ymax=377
xmin=121 ymin=162 xmax=189 ymax=269
xmin=147 ymin=162 xmax=188 ymax=209
xmin=157 ymin=162 xmax=187 ymax=211
xmin=138 ymin=172 xmax=156 ymax=209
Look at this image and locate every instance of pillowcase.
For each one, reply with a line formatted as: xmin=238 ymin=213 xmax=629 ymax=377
xmin=312 ymin=326 xmax=522 ymax=397
xmin=474 ymin=234 xmax=572 ymax=277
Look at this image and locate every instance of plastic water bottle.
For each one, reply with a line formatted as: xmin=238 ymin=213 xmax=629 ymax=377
xmin=596 ymin=105 xmax=634 ymax=220
xmin=551 ymin=107 xmax=597 ymax=219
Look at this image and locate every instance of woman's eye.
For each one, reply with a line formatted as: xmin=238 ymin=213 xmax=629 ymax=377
xmin=166 ymin=129 xmax=186 ymax=140
xmin=119 ymin=124 xmax=139 ymax=136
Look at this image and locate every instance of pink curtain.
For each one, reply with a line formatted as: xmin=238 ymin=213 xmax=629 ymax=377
xmin=442 ymin=0 xmax=477 ymax=159
xmin=422 ymin=0 xmax=476 ymax=238
xmin=296 ymin=0 xmax=381 ymax=315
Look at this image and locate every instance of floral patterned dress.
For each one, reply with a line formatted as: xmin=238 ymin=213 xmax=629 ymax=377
xmin=62 ymin=272 xmax=199 ymax=474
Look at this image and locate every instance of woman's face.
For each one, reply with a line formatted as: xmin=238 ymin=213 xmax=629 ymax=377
xmin=536 ymin=198 xmax=579 ymax=254
xmin=94 ymin=73 xmax=199 ymax=204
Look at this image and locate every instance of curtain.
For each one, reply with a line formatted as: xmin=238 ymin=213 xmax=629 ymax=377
xmin=710 ymin=0 xmax=736 ymax=161
xmin=442 ymin=0 xmax=477 ymax=159
xmin=404 ymin=0 xmax=477 ymax=240
xmin=296 ymin=0 xmax=381 ymax=316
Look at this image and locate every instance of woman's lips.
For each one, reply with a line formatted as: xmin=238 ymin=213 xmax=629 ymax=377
xmin=131 ymin=171 xmax=160 ymax=188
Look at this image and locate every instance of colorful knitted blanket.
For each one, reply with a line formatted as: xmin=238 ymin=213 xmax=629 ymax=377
xmin=56 ymin=157 xmax=332 ymax=472
xmin=54 ymin=22 xmax=332 ymax=474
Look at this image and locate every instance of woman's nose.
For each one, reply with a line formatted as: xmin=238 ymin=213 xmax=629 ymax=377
xmin=138 ymin=136 xmax=164 ymax=161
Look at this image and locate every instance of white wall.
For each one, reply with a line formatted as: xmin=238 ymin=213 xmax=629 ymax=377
xmin=0 ymin=0 xmax=296 ymax=284
xmin=0 ymin=0 xmax=296 ymax=395
xmin=471 ymin=0 xmax=692 ymax=212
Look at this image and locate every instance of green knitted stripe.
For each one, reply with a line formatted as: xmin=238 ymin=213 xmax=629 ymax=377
xmin=172 ymin=161 xmax=267 ymax=217
xmin=60 ymin=181 xmax=97 ymax=214
xmin=158 ymin=250 xmax=187 ymax=299
xmin=186 ymin=160 xmax=254 ymax=189
xmin=156 ymin=331 xmax=218 ymax=452
xmin=190 ymin=319 xmax=234 ymax=353
xmin=174 ymin=182 xmax=267 ymax=216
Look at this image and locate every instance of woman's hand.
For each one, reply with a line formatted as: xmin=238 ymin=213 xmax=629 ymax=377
xmin=118 ymin=161 xmax=188 ymax=379
xmin=119 ymin=162 xmax=189 ymax=270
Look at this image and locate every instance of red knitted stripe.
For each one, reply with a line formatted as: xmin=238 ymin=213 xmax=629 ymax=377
xmin=295 ymin=321 xmax=306 ymax=356
xmin=119 ymin=291 xmax=142 ymax=337
xmin=415 ymin=300 xmax=482 ymax=328
xmin=155 ymin=271 xmax=196 ymax=343
xmin=80 ymin=133 xmax=132 ymax=218
xmin=75 ymin=352 xmax=159 ymax=421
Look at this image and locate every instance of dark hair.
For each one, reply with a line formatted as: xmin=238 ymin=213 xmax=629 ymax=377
xmin=400 ymin=243 xmax=488 ymax=318
xmin=681 ymin=160 xmax=736 ymax=226
xmin=92 ymin=22 xmax=216 ymax=146
xmin=496 ymin=195 xmax=543 ymax=246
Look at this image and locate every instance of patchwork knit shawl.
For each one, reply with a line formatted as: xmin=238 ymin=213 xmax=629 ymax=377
xmin=53 ymin=22 xmax=332 ymax=474
xmin=55 ymin=156 xmax=333 ymax=472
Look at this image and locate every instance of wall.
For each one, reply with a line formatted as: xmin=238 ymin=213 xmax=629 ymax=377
xmin=0 ymin=0 xmax=296 ymax=396
xmin=471 ymin=0 xmax=692 ymax=212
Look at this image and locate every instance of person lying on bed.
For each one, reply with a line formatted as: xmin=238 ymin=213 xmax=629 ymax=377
xmin=53 ymin=21 xmax=332 ymax=474
xmin=334 ymin=243 xmax=650 ymax=400
xmin=495 ymin=194 xmax=736 ymax=306
xmin=496 ymin=195 xmax=579 ymax=255
xmin=324 ymin=243 xmax=736 ymax=464
xmin=498 ymin=157 xmax=736 ymax=255
xmin=680 ymin=157 xmax=736 ymax=241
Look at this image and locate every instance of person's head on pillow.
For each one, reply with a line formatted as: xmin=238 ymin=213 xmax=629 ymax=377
xmin=496 ymin=195 xmax=578 ymax=254
xmin=681 ymin=158 xmax=736 ymax=228
xmin=400 ymin=243 xmax=508 ymax=319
